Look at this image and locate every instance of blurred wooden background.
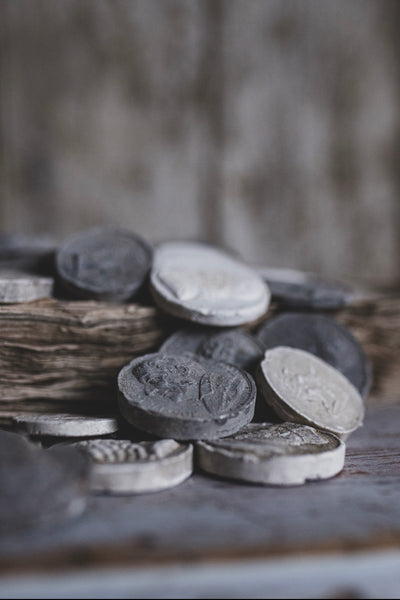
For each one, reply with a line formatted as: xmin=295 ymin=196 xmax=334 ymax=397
xmin=0 ymin=0 xmax=399 ymax=284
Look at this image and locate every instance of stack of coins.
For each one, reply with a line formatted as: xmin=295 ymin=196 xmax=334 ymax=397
xmin=0 ymin=227 xmax=370 ymax=505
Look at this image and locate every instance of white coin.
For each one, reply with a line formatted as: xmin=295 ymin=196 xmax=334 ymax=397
xmin=150 ymin=242 xmax=270 ymax=326
xmin=13 ymin=413 xmax=119 ymax=437
xmin=258 ymin=346 xmax=364 ymax=437
xmin=72 ymin=438 xmax=193 ymax=494
xmin=0 ymin=272 xmax=53 ymax=303
xmin=197 ymin=422 xmax=345 ymax=486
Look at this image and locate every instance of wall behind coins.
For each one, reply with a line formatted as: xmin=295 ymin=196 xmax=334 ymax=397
xmin=0 ymin=0 xmax=399 ymax=285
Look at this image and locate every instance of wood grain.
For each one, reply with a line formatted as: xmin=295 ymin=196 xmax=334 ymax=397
xmin=0 ymin=404 xmax=399 ymax=576
xmin=0 ymin=293 xmax=398 ymax=416
xmin=0 ymin=1 xmax=399 ymax=283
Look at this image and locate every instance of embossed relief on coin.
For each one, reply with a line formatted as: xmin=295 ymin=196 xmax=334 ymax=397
xmin=75 ymin=439 xmax=182 ymax=464
xmin=131 ymin=355 xmax=249 ymax=418
xmin=211 ymin=423 xmax=339 ymax=457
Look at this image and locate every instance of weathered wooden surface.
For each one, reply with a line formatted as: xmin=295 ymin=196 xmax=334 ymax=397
xmin=1 ymin=1 xmax=400 ymax=284
xmin=0 ymin=403 xmax=399 ymax=599
xmin=0 ymin=294 xmax=398 ymax=412
xmin=0 ymin=293 xmax=398 ymax=413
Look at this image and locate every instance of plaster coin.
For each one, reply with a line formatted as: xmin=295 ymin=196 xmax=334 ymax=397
xmin=150 ymin=241 xmax=270 ymax=326
xmin=258 ymin=346 xmax=364 ymax=437
xmin=56 ymin=226 xmax=153 ymax=301
xmin=0 ymin=430 xmax=89 ymax=533
xmin=197 ymin=422 xmax=345 ymax=485
xmin=256 ymin=312 xmax=371 ymax=398
xmin=160 ymin=327 xmax=264 ymax=372
xmin=72 ymin=438 xmax=193 ymax=494
xmin=118 ymin=352 xmax=256 ymax=440
xmin=258 ymin=267 xmax=354 ymax=309
xmin=13 ymin=413 xmax=119 ymax=438
xmin=0 ymin=272 xmax=53 ymax=303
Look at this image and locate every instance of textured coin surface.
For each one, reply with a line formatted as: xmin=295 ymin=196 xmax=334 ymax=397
xmin=150 ymin=241 xmax=270 ymax=326
xmin=56 ymin=226 xmax=153 ymax=301
xmin=258 ymin=346 xmax=364 ymax=436
xmin=197 ymin=422 xmax=345 ymax=485
xmin=118 ymin=352 xmax=256 ymax=440
xmin=72 ymin=438 xmax=193 ymax=493
xmin=160 ymin=327 xmax=264 ymax=372
xmin=0 ymin=272 xmax=53 ymax=303
xmin=256 ymin=312 xmax=371 ymax=398
xmin=258 ymin=267 xmax=353 ymax=309
xmin=0 ymin=430 xmax=89 ymax=533
xmin=13 ymin=414 xmax=119 ymax=438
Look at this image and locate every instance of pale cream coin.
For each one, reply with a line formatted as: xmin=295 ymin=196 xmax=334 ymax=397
xmin=72 ymin=438 xmax=193 ymax=494
xmin=0 ymin=272 xmax=53 ymax=303
xmin=197 ymin=422 xmax=345 ymax=486
xmin=258 ymin=346 xmax=364 ymax=437
xmin=150 ymin=242 xmax=270 ymax=326
xmin=13 ymin=413 xmax=119 ymax=438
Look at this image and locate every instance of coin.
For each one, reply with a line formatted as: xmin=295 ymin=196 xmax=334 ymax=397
xmin=258 ymin=346 xmax=364 ymax=437
xmin=159 ymin=327 xmax=264 ymax=372
xmin=0 ymin=272 xmax=53 ymax=303
xmin=197 ymin=422 xmax=345 ymax=485
xmin=13 ymin=413 xmax=119 ymax=438
xmin=150 ymin=241 xmax=270 ymax=326
xmin=56 ymin=226 xmax=153 ymax=301
xmin=257 ymin=267 xmax=353 ymax=309
xmin=118 ymin=352 xmax=256 ymax=440
xmin=256 ymin=312 xmax=371 ymax=398
xmin=0 ymin=234 xmax=55 ymax=276
xmin=0 ymin=430 xmax=89 ymax=533
xmin=72 ymin=438 xmax=192 ymax=494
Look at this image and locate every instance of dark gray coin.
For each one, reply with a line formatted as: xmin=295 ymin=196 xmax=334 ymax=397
xmin=258 ymin=267 xmax=354 ymax=310
xmin=0 ymin=234 xmax=55 ymax=276
xmin=256 ymin=313 xmax=371 ymax=398
xmin=118 ymin=353 xmax=256 ymax=440
xmin=159 ymin=327 xmax=264 ymax=372
xmin=0 ymin=430 xmax=89 ymax=534
xmin=56 ymin=226 xmax=153 ymax=301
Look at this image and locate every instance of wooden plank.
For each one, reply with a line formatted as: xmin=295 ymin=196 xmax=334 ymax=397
xmin=220 ymin=0 xmax=400 ymax=284
xmin=0 ymin=404 xmax=400 ymax=577
xmin=0 ymin=0 xmax=209 ymax=242
xmin=0 ymin=293 xmax=398 ymax=409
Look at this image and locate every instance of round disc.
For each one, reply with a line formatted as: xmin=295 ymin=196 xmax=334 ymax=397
xmin=72 ymin=438 xmax=193 ymax=494
xmin=150 ymin=241 xmax=270 ymax=326
xmin=13 ymin=414 xmax=119 ymax=438
xmin=0 ymin=272 xmax=53 ymax=303
xmin=118 ymin=352 xmax=256 ymax=440
xmin=258 ymin=267 xmax=353 ymax=309
xmin=258 ymin=346 xmax=364 ymax=436
xmin=56 ymin=226 xmax=153 ymax=301
xmin=197 ymin=422 xmax=345 ymax=485
xmin=256 ymin=312 xmax=371 ymax=398
xmin=160 ymin=327 xmax=264 ymax=372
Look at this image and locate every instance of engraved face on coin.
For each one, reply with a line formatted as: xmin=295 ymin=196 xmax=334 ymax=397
xmin=258 ymin=346 xmax=365 ymax=436
xmin=0 ymin=272 xmax=53 ymax=303
xmin=197 ymin=422 xmax=345 ymax=485
xmin=150 ymin=242 xmax=270 ymax=326
xmin=160 ymin=327 xmax=264 ymax=372
xmin=56 ymin=226 xmax=152 ymax=301
xmin=258 ymin=267 xmax=353 ymax=309
xmin=118 ymin=352 xmax=256 ymax=440
xmin=72 ymin=438 xmax=192 ymax=494
xmin=256 ymin=312 xmax=371 ymax=398
xmin=13 ymin=413 xmax=119 ymax=438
